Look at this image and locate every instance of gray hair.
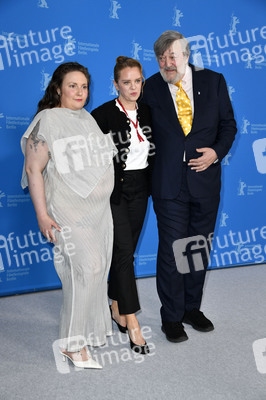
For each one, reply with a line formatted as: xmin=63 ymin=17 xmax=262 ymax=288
xmin=154 ymin=30 xmax=190 ymax=59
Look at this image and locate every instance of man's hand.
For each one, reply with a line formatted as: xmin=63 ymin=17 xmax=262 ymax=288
xmin=188 ymin=148 xmax=218 ymax=172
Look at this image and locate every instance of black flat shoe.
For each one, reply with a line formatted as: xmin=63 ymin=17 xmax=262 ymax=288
xmin=183 ymin=309 xmax=214 ymax=332
xmin=129 ymin=335 xmax=150 ymax=355
xmin=109 ymin=306 xmax=127 ymax=334
xmin=161 ymin=321 xmax=188 ymax=343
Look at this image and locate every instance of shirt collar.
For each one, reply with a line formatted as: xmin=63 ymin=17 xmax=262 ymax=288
xmin=115 ymin=98 xmax=138 ymax=111
xmin=181 ymin=64 xmax=192 ymax=86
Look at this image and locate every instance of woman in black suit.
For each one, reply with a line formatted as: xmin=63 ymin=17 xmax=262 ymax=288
xmin=91 ymin=56 xmax=154 ymax=354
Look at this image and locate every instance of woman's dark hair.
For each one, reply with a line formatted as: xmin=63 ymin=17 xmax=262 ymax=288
xmin=36 ymin=62 xmax=91 ymax=114
xmin=114 ymin=56 xmax=144 ymax=83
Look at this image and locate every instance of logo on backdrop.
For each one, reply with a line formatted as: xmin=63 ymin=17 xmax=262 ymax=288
xmin=0 ymin=191 xmax=31 ymax=207
xmin=228 ymin=16 xmax=260 ymax=70
xmin=220 ymin=212 xmax=229 ymax=227
xmin=38 ymin=0 xmax=48 ymax=8
xmin=172 ymin=7 xmax=183 ymax=27
xmin=253 ymin=138 xmax=266 ymax=174
xmin=130 ymin=41 xmax=155 ymax=63
xmin=229 ymin=13 xmax=240 ymax=34
xmin=4 ymin=116 xmax=30 ymax=130
xmin=77 ymin=41 xmax=99 ymax=56
xmin=241 ymin=117 xmax=250 ymax=134
xmin=129 ymin=33 xmax=156 ymax=62
xmin=187 ymin=21 xmax=266 ymax=69
xmin=222 ymin=153 xmax=232 ymax=166
xmin=244 ymin=53 xmax=255 ymax=69
xmin=109 ymin=0 xmax=121 ymax=19
xmin=0 ymin=191 xmax=6 ymax=207
xmin=228 ymin=84 xmax=235 ymax=101
xmin=0 ymin=112 xmax=4 ymax=129
xmin=0 ymin=26 xmax=76 ymax=71
xmin=240 ymin=116 xmax=266 ymax=135
xmin=40 ymin=69 xmax=52 ymax=91
xmin=109 ymin=75 xmax=118 ymax=96
xmin=238 ymin=179 xmax=247 ymax=196
xmin=237 ymin=178 xmax=263 ymax=196
xmin=131 ymin=40 xmax=142 ymax=60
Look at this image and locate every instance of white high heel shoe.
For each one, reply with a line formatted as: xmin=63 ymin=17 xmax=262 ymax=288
xmin=60 ymin=349 xmax=102 ymax=369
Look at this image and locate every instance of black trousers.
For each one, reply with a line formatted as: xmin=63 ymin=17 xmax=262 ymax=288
xmin=153 ymin=164 xmax=220 ymax=322
xmin=108 ymin=169 xmax=148 ymax=315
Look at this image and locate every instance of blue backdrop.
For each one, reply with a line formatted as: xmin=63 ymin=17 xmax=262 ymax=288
xmin=0 ymin=0 xmax=265 ymax=296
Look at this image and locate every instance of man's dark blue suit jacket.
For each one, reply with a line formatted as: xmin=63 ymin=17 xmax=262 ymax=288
xmin=142 ymin=64 xmax=237 ymax=199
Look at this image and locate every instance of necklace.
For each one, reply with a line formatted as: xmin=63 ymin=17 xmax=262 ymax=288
xmin=117 ymin=98 xmax=144 ymax=142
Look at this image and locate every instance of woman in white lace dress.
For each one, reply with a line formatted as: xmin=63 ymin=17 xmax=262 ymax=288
xmin=21 ymin=62 xmax=117 ymax=369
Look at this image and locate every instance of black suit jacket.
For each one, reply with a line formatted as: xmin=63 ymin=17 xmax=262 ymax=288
xmin=142 ymin=65 xmax=237 ymax=199
xmin=91 ymin=99 xmax=154 ymax=204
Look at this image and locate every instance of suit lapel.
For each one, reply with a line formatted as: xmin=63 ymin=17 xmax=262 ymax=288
xmin=153 ymin=73 xmax=184 ymax=135
xmin=191 ymin=65 xmax=207 ymax=133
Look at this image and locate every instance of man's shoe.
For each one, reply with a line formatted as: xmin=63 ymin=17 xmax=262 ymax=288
xmin=161 ymin=321 xmax=188 ymax=343
xmin=183 ymin=309 xmax=214 ymax=332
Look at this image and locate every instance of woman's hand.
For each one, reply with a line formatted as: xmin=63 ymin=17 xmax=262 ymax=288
xmin=37 ymin=214 xmax=61 ymax=243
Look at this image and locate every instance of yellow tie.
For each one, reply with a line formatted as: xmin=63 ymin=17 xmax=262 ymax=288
xmin=175 ymin=81 xmax=192 ymax=136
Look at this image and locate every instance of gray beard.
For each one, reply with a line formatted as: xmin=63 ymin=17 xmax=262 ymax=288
xmin=159 ymin=68 xmax=184 ymax=84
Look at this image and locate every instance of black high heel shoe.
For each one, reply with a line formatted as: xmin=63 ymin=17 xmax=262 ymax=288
xmin=129 ymin=334 xmax=150 ymax=355
xmin=109 ymin=305 xmax=127 ymax=334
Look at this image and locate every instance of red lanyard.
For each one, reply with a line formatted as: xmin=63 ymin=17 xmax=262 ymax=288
xmin=117 ymin=98 xmax=144 ymax=142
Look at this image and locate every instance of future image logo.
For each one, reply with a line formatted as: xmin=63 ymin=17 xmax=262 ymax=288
xmin=172 ymin=234 xmax=211 ymax=274
xmin=0 ymin=27 xmax=75 ymax=71
xmin=38 ymin=0 xmax=48 ymax=8
xmin=252 ymin=138 xmax=266 ymax=174
xmin=187 ymin=35 xmax=212 ymax=68
xmin=187 ymin=22 xmax=266 ymax=69
xmin=53 ymin=136 xmax=92 ymax=174
xmin=253 ymin=338 xmax=266 ymax=374
xmin=53 ymin=328 xmax=155 ymax=374
xmin=0 ymin=190 xmax=6 ymax=207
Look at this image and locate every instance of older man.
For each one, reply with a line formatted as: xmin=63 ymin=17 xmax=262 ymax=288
xmin=142 ymin=31 xmax=237 ymax=342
